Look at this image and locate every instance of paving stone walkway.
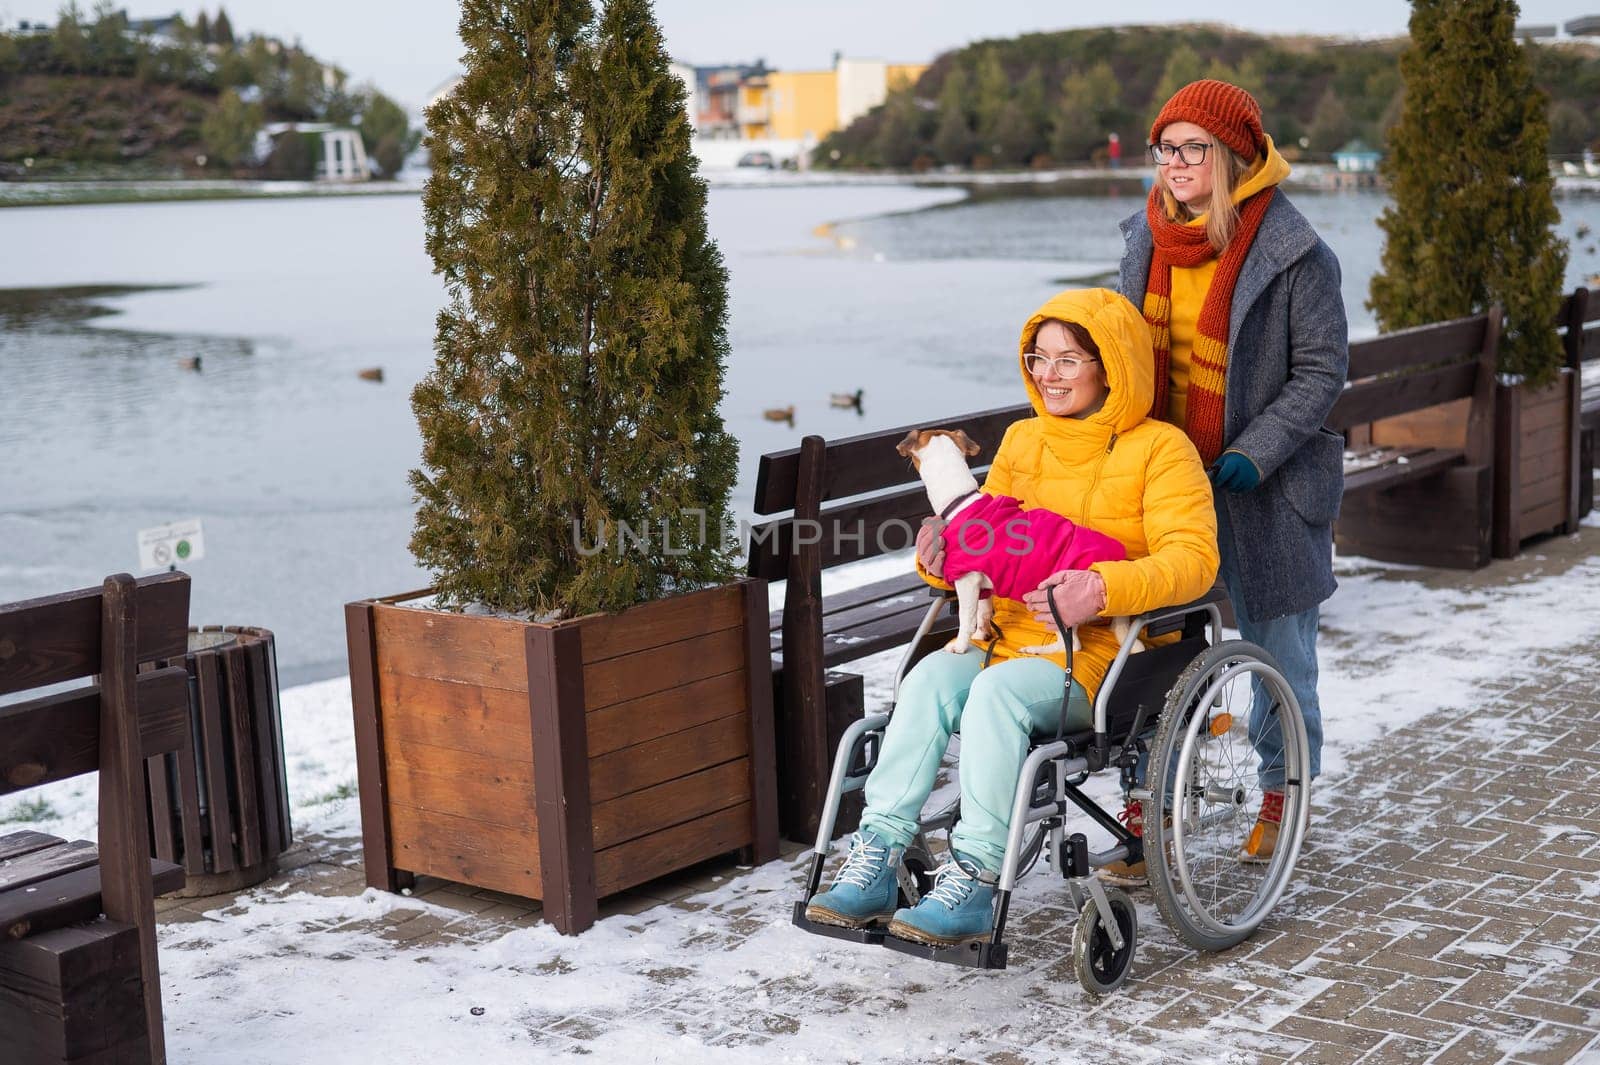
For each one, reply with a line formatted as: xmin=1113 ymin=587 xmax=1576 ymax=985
xmin=156 ymin=529 xmax=1600 ymax=1064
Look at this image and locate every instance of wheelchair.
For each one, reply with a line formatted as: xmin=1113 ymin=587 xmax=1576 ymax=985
xmin=790 ymin=586 xmax=1312 ymax=995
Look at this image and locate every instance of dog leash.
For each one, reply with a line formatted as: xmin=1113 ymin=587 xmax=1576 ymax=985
xmin=1046 ymin=592 xmax=1076 ymax=742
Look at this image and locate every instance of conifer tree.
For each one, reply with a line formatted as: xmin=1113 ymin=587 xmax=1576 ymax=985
xmin=931 ymin=66 xmax=976 ymax=166
xmin=195 ymin=10 xmax=211 ymax=45
xmin=971 ymin=48 xmax=1010 ymax=156
xmin=1051 ymin=61 xmax=1118 ymax=163
xmin=1149 ymin=44 xmax=1204 ymax=122
xmin=993 ymin=67 xmax=1046 ymax=165
xmin=875 ymin=88 xmax=923 ymax=168
xmin=214 ymin=8 xmax=235 ymax=47
xmin=1306 ymin=87 xmax=1355 ymax=152
xmin=1369 ymin=0 xmax=1567 ymax=384
xmin=200 ymin=87 xmax=262 ymax=165
xmin=413 ymin=0 xmax=737 ymax=616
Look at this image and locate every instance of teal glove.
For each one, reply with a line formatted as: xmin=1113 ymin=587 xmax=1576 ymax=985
xmin=1209 ymin=450 xmax=1261 ymax=493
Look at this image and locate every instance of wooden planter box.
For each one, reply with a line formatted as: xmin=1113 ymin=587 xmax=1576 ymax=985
xmin=1494 ymin=368 xmax=1582 ymax=557
xmin=343 ymin=577 xmax=778 ymax=934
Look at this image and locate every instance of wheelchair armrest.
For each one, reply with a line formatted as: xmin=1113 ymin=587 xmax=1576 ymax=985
xmin=1134 ymin=585 xmax=1229 ymax=641
xmin=1094 ymin=585 xmax=1227 ymax=733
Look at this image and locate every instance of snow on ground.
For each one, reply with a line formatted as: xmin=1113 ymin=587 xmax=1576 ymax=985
xmin=3 ymin=522 xmax=1599 ymax=1062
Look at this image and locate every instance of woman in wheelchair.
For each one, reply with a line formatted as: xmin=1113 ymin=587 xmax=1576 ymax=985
xmin=804 ymin=288 xmax=1220 ymax=948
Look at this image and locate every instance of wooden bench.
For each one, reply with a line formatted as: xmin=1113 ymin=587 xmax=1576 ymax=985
xmin=0 ymin=573 xmax=191 ymax=1065
xmin=1330 ymin=308 xmax=1502 ymax=568
xmin=1560 ymin=286 xmax=1600 ymax=519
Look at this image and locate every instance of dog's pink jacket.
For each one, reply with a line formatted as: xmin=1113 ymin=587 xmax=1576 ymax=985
xmin=941 ymin=493 xmax=1127 ymax=600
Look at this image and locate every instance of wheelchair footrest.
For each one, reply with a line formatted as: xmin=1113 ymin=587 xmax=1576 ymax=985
xmin=880 ymin=932 xmax=1008 ymax=970
xmin=790 ymin=901 xmax=888 ymax=946
xmin=791 ymin=902 xmax=1009 ymax=969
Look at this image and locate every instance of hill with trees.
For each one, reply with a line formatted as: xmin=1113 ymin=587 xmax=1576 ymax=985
xmin=0 ymin=3 xmax=419 ymax=178
xmin=817 ymin=23 xmax=1600 ymax=170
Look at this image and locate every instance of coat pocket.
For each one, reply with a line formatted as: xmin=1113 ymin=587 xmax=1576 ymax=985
xmin=1276 ymin=428 xmax=1345 ymax=527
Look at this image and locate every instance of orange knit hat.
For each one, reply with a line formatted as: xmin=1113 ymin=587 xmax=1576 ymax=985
xmin=1149 ymin=79 xmax=1264 ymax=161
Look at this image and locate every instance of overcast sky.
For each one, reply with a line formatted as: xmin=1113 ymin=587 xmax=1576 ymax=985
xmin=2 ymin=1 xmax=1597 ymax=110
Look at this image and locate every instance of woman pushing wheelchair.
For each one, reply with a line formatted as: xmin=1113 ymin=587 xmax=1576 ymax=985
xmin=804 ymin=287 xmax=1219 ymax=947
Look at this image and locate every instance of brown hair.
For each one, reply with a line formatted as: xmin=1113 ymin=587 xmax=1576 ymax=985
xmin=1027 ymin=318 xmax=1101 ymax=359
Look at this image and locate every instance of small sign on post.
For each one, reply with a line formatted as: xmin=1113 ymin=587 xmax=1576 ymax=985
xmin=138 ymin=518 xmax=206 ymax=571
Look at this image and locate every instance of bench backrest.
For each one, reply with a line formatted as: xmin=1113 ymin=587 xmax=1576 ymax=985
xmin=747 ymin=403 xmax=1033 ymax=580
xmin=1328 ymin=307 xmax=1501 ymax=466
xmin=0 ymin=572 xmax=190 ymax=1065
xmin=0 ymin=572 xmax=192 ymax=797
xmin=1558 ymin=286 xmax=1600 ymax=371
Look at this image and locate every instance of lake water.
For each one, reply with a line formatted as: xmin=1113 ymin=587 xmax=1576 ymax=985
xmin=4 ymin=181 xmax=1600 ymax=680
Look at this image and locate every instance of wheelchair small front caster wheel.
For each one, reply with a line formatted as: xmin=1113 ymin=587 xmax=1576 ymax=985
xmin=1072 ymin=885 xmax=1137 ymax=995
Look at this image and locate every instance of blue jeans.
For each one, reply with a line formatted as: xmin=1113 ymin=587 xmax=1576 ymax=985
xmin=1216 ymin=498 xmax=1324 ymax=788
xmin=859 ymin=651 xmax=1091 ymax=876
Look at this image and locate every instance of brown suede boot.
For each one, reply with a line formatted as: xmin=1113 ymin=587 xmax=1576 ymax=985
xmin=1240 ymin=789 xmax=1285 ymax=865
xmin=1097 ymin=799 xmax=1148 ymax=887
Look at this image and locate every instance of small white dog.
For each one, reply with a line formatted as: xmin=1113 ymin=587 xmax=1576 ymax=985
xmin=897 ymin=428 xmax=1140 ymax=657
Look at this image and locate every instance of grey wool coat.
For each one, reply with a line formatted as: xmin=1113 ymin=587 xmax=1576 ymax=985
xmin=1119 ymin=192 xmax=1349 ymax=622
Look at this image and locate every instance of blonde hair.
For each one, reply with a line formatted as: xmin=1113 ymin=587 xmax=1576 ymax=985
xmin=1158 ymin=137 xmax=1254 ymax=254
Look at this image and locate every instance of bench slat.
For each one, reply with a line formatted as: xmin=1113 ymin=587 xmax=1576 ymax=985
xmin=771 ymin=594 xmax=937 ymax=660
xmin=1581 ymin=362 xmax=1600 ymax=426
xmin=1345 ymin=314 xmax=1488 ymax=381
xmin=820 ymin=608 xmax=957 ymax=668
xmin=0 ymin=667 xmax=190 ymax=798
xmin=0 ymin=860 xmax=185 ymax=941
xmin=824 ymin=597 xmax=936 ymax=644
xmin=0 ymin=833 xmax=63 ymax=863
xmin=1327 ymin=360 xmax=1480 ymax=431
xmin=1342 ymin=448 xmax=1464 ymax=496
xmin=769 ymin=573 xmax=935 ymax=632
xmin=0 ymin=573 xmax=191 ymax=696
xmin=749 ymin=483 xmax=936 ymax=580
xmin=0 ymin=841 xmax=98 ymax=894
xmin=752 ymin=403 xmax=1031 ymax=514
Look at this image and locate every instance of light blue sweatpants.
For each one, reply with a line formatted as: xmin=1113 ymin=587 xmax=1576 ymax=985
xmin=858 ymin=650 xmax=1091 ymax=876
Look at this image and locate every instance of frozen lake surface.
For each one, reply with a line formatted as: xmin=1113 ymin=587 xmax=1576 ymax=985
xmin=4 ymin=181 xmax=1600 ymax=678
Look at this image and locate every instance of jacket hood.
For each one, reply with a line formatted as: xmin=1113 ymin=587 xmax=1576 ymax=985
xmin=1018 ymin=288 xmax=1154 ymax=437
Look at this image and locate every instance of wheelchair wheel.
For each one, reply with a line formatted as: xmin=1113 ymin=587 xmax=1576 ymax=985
xmin=1145 ymin=640 xmax=1310 ymax=952
xmin=1072 ymin=885 xmax=1137 ymax=995
xmin=898 ymin=843 xmax=938 ymax=906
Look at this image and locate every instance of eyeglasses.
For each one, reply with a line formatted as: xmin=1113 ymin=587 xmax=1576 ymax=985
xmin=1149 ymin=141 xmax=1211 ymax=166
xmin=1024 ymin=351 xmax=1100 ymax=379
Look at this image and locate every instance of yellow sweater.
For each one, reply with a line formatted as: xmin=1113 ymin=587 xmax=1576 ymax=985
xmin=1164 ymin=138 xmax=1291 ymax=427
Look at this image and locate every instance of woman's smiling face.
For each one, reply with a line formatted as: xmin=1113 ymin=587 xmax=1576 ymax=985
xmin=1156 ymin=120 xmax=1215 ymax=209
xmin=1028 ymin=320 xmax=1107 ymax=419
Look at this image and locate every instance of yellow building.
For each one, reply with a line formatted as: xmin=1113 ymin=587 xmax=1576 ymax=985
xmin=738 ymin=76 xmax=773 ymax=139
xmin=887 ymin=64 xmax=925 ymax=91
xmin=732 ymin=58 xmax=929 ymax=142
xmin=768 ymin=70 xmax=838 ymax=141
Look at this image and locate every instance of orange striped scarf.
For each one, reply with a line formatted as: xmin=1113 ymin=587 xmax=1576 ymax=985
xmin=1141 ymin=185 xmax=1275 ymax=464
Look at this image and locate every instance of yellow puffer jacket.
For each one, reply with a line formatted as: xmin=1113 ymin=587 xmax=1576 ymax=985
xmin=918 ymin=288 xmax=1220 ymax=699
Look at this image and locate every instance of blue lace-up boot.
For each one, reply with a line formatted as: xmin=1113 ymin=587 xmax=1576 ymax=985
xmin=804 ymin=831 xmax=904 ymax=929
xmin=887 ymin=853 xmax=997 ymax=947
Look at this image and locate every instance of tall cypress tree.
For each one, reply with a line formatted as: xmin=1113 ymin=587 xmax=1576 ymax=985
xmin=1369 ymin=0 xmax=1567 ymax=384
xmin=413 ymin=0 xmax=737 ymax=617
xmin=931 ymin=66 xmax=976 ymax=166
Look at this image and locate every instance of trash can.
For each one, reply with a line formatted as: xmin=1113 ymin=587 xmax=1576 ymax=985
xmin=148 ymin=626 xmax=292 ymax=896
